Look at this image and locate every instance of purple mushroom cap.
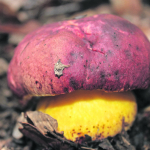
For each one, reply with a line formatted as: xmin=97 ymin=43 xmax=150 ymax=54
xmin=7 ymin=14 xmax=150 ymax=98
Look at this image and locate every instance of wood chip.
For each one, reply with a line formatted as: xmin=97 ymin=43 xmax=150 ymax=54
xmin=24 ymin=111 xmax=58 ymax=134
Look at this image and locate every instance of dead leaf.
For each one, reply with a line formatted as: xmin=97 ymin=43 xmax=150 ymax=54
xmin=19 ymin=111 xmax=78 ymax=149
xmin=25 ymin=111 xmax=58 ymax=135
xmin=19 ymin=122 xmax=56 ymax=149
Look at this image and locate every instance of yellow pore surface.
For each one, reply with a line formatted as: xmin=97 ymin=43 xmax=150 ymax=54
xmin=37 ymin=90 xmax=137 ymax=141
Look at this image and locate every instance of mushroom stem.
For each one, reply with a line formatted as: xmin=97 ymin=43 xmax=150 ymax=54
xmin=37 ymin=89 xmax=137 ymax=141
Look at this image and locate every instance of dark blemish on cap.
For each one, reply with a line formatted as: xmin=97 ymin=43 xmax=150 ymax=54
xmin=136 ymin=46 xmax=140 ymax=51
xmin=109 ymin=88 xmax=113 ymax=91
xmin=124 ymin=83 xmax=130 ymax=90
xmin=107 ymin=83 xmax=118 ymax=91
xmin=64 ymin=87 xmax=69 ymax=93
xmin=97 ymin=72 xmax=106 ymax=89
xmin=90 ymin=68 xmax=93 ymax=72
xmin=100 ymin=72 xmax=106 ymax=84
xmin=49 ymin=83 xmax=53 ymax=89
xmin=70 ymin=52 xmax=75 ymax=56
xmin=45 ymin=71 xmax=47 ymax=73
xmin=113 ymin=32 xmax=117 ymax=39
xmin=81 ymin=81 xmax=84 ymax=89
xmin=49 ymin=83 xmax=56 ymax=94
xmin=129 ymin=44 xmax=131 ymax=47
xmin=69 ymin=60 xmax=74 ymax=65
xmin=114 ymin=70 xmax=119 ymax=80
xmin=35 ymin=81 xmax=42 ymax=89
xmin=89 ymin=41 xmax=94 ymax=48
xmin=100 ymin=72 xmax=105 ymax=79
xmin=108 ymin=50 xmax=112 ymax=55
xmin=39 ymin=84 xmax=42 ymax=89
xmin=115 ymin=70 xmax=119 ymax=76
xmin=70 ymin=77 xmax=79 ymax=90
xmin=124 ymin=49 xmax=132 ymax=58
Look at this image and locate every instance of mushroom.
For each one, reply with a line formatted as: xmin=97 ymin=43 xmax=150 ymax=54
xmin=7 ymin=14 xmax=150 ymax=142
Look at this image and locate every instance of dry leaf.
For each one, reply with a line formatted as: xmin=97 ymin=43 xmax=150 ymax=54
xmin=25 ymin=111 xmax=58 ymax=135
xmin=19 ymin=122 xmax=56 ymax=149
xmin=19 ymin=111 xmax=77 ymax=149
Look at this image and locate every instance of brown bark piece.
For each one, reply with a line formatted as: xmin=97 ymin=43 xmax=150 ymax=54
xmin=25 ymin=111 xmax=58 ymax=135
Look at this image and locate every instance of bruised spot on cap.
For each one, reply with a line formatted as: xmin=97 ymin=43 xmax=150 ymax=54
xmin=35 ymin=81 xmax=42 ymax=89
xmin=124 ymin=49 xmax=132 ymax=59
xmin=70 ymin=77 xmax=79 ymax=90
xmin=114 ymin=70 xmax=119 ymax=80
xmin=64 ymin=87 xmax=69 ymax=93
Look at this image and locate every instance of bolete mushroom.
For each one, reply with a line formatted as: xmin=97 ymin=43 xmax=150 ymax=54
xmin=7 ymin=14 xmax=150 ymax=142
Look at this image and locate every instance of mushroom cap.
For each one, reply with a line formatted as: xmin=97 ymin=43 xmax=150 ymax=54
xmin=7 ymin=14 xmax=150 ymax=97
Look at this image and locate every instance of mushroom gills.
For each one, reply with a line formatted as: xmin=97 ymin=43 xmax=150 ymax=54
xmin=37 ymin=89 xmax=137 ymax=141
